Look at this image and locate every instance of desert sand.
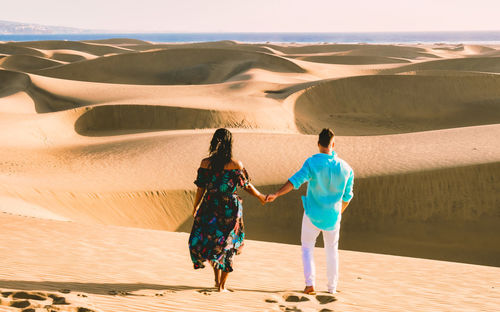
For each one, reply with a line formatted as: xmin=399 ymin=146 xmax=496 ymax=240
xmin=0 ymin=39 xmax=499 ymax=311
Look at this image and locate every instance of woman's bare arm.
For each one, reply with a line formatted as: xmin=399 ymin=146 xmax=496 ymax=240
xmin=192 ymin=187 xmax=206 ymax=216
xmin=244 ymin=183 xmax=266 ymax=204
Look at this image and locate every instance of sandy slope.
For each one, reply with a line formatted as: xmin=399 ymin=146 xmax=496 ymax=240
xmin=0 ymin=213 xmax=498 ymax=312
xmin=0 ymin=40 xmax=499 ymax=311
xmin=294 ymin=74 xmax=500 ymax=135
xmin=1 ymin=125 xmax=498 ymax=265
xmin=34 ymin=48 xmax=306 ymax=85
xmin=0 ymin=55 xmax=64 ymax=71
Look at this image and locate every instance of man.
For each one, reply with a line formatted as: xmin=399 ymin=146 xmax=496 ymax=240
xmin=266 ymin=128 xmax=354 ymax=295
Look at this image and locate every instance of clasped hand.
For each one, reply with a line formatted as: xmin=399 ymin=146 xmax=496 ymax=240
xmin=258 ymin=193 xmax=278 ymax=205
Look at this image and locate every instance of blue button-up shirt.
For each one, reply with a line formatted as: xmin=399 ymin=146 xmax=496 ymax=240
xmin=289 ymin=151 xmax=354 ymax=231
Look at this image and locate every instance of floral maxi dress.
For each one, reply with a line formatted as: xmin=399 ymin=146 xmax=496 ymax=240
xmin=188 ymin=167 xmax=249 ymax=272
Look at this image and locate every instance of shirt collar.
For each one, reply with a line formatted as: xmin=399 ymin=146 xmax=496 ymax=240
xmin=315 ymin=150 xmax=337 ymax=158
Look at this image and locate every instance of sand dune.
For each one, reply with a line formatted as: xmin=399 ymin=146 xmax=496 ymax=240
xmin=82 ymin=38 xmax=153 ymax=45
xmin=0 ymin=70 xmax=81 ymax=113
xmin=463 ymin=44 xmax=497 ymax=55
xmin=0 ymin=54 xmax=64 ymax=71
xmin=34 ymin=48 xmax=306 ymax=85
xmin=46 ymin=50 xmax=97 ymax=63
xmin=290 ymin=54 xmax=411 ymax=65
xmin=267 ymin=44 xmax=441 ymax=60
xmin=1 ymin=125 xmax=498 ymax=265
xmin=0 ymin=43 xmax=46 ymax=57
xmin=432 ymin=44 xmax=497 ymax=55
xmin=7 ymin=40 xmax=133 ymax=56
xmin=50 ymin=52 xmax=87 ymax=62
xmin=380 ymin=56 xmax=500 ymax=74
xmin=74 ymin=104 xmax=294 ymax=135
xmin=340 ymin=45 xmax=440 ymax=59
xmin=294 ymin=74 xmax=500 ymax=135
xmin=0 ymin=40 xmax=499 ymax=311
xmin=126 ymin=41 xmax=274 ymax=55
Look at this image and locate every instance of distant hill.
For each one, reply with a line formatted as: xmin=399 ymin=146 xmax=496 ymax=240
xmin=0 ymin=20 xmax=99 ymax=34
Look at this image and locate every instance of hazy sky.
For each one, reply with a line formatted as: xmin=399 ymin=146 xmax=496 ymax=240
xmin=2 ymin=0 xmax=500 ymax=32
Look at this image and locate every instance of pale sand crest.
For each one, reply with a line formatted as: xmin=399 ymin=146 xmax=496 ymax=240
xmin=0 ymin=39 xmax=499 ymax=311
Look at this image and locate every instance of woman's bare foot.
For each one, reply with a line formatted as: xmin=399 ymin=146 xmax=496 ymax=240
xmin=218 ymin=271 xmax=229 ymax=292
xmin=303 ymin=285 xmax=316 ymax=295
xmin=211 ymin=262 xmax=221 ymax=288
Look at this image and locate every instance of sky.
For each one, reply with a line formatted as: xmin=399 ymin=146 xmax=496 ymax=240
xmin=2 ymin=0 xmax=500 ymax=32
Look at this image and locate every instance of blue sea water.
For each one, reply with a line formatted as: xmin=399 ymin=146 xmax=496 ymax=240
xmin=1 ymin=31 xmax=500 ymax=44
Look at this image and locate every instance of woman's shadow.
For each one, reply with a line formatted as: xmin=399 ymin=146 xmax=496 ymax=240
xmin=0 ymin=280 xmax=286 ymax=296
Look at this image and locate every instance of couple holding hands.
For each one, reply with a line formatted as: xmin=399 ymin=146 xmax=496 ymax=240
xmin=189 ymin=128 xmax=354 ymax=294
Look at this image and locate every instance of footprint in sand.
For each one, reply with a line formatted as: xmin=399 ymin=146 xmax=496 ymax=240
xmin=283 ymin=293 xmax=310 ymax=303
xmin=48 ymin=294 xmax=70 ymax=305
xmin=1 ymin=291 xmax=13 ymax=297
xmin=279 ymin=305 xmax=303 ymax=312
xmin=315 ymin=295 xmax=337 ymax=304
xmin=197 ymin=289 xmax=214 ymax=295
xmin=266 ymin=292 xmax=337 ymax=312
xmin=12 ymin=291 xmax=47 ymax=301
xmin=9 ymin=300 xmax=31 ymax=309
xmin=1 ymin=290 xmax=96 ymax=312
xmin=108 ymin=290 xmax=131 ymax=296
xmin=197 ymin=288 xmax=234 ymax=295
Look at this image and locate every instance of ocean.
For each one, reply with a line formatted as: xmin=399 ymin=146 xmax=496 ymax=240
xmin=1 ymin=31 xmax=500 ymax=44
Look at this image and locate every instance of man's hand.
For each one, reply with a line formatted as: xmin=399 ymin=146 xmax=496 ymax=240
xmin=266 ymin=194 xmax=278 ymax=203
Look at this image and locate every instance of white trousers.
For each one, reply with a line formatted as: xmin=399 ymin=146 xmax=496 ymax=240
xmin=301 ymin=213 xmax=340 ymax=292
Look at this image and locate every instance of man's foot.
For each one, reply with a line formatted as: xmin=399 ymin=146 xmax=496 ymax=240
xmin=217 ymin=287 xmax=230 ymax=293
xmin=303 ymin=286 xmax=316 ymax=295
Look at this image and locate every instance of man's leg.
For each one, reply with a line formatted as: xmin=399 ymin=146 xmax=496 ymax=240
xmin=323 ymin=223 xmax=340 ymax=293
xmin=301 ymin=213 xmax=321 ymax=292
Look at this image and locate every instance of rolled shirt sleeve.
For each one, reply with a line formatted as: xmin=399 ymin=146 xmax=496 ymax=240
xmin=342 ymin=169 xmax=354 ymax=202
xmin=289 ymin=160 xmax=311 ymax=189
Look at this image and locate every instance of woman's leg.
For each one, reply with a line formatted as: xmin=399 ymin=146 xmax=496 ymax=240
xmin=211 ymin=262 xmax=221 ymax=288
xmin=218 ymin=271 xmax=229 ymax=292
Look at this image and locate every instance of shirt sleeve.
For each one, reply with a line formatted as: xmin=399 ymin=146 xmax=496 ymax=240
xmin=194 ymin=168 xmax=209 ymax=188
xmin=342 ymin=169 xmax=354 ymax=202
xmin=288 ymin=160 xmax=311 ymax=189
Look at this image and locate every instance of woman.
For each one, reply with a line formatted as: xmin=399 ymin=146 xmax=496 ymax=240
xmin=188 ymin=128 xmax=266 ymax=292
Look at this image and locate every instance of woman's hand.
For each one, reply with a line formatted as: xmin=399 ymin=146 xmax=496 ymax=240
xmin=258 ymin=194 xmax=267 ymax=205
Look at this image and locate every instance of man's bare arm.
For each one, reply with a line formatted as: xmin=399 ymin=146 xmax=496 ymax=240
xmin=341 ymin=200 xmax=350 ymax=214
xmin=266 ymin=181 xmax=294 ymax=202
